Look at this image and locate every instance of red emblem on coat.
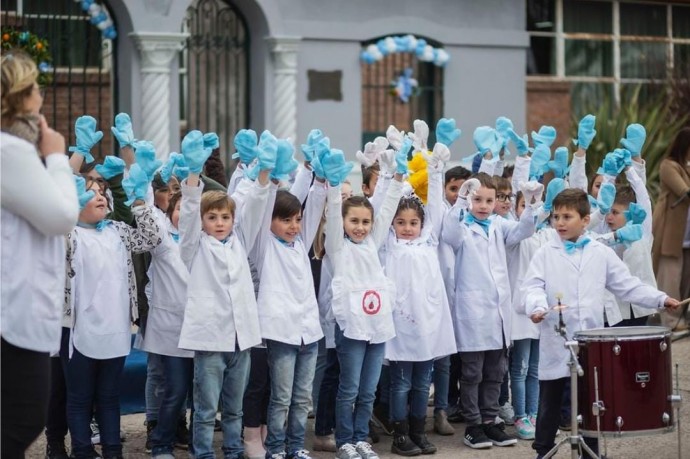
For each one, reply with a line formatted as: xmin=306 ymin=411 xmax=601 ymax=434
xmin=362 ymin=290 xmax=381 ymax=315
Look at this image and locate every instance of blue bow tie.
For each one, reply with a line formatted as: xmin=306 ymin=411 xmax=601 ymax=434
xmin=77 ymin=219 xmax=111 ymax=232
xmin=170 ymin=233 xmax=180 ymax=243
xmin=464 ymin=213 xmax=491 ymax=235
xmin=564 ymin=237 xmax=591 ymax=254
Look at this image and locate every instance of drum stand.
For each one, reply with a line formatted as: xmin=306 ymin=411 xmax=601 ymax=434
xmin=542 ymin=310 xmax=600 ymax=459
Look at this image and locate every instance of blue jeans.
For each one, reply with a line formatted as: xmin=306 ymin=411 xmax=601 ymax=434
xmin=433 ymin=356 xmax=450 ymax=413
xmin=315 ymin=348 xmax=339 ymax=436
xmin=193 ymin=349 xmax=250 ymax=459
xmin=151 ymin=356 xmax=193 ymax=455
xmin=265 ymin=340 xmax=318 ymax=455
xmin=510 ymin=339 xmax=539 ymax=418
xmin=389 ymin=360 xmax=434 ymax=421
xmin=146 ymin=352 xmax=165 ymax=423
xmin=65 ymin=348 xmax=125 ymax=459
xmin=334 ymin=326 xmax=385 ymax=447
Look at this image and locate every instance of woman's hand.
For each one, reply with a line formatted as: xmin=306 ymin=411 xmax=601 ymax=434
xmin=38 ymin=115 xmax=65 ymax=158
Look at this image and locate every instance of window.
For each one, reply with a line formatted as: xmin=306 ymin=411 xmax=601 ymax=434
xmin=527 ymin=0 xmax=690 ymax=108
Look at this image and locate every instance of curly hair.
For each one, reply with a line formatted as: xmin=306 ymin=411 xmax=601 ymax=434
xmin=395 ymin=194 xmax=425 ymax=228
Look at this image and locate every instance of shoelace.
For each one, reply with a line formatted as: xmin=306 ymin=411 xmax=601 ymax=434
xmin=356 ymin=442 xmax=374 ymax=453
xmin=291 ymin=450 xmax=311 ymax=459
xmin=341 ymin=444 xmax=360 ymax=459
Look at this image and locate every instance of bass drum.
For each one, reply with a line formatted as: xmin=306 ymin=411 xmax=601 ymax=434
xmin=575 ymin=326 xmax=674 ymax=437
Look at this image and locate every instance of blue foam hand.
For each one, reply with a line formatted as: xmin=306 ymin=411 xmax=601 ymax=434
xmin=596 ymin=182 xmax=616 ymax=214
xmin=69 ymin=116 xmax=103 ymax=163
xmin=620 ymin=124 xmax=646 ymax=158
xmin=203 ymin=132 xmax=219 ymax=150
xmin=300 ymin=129 xmax=325 ymax=162
xmin=232 ymin=129 xmax=258 ymax=164
xmin=473 ymin=126 xmax=497 ymax=154
xmin=171 ymin=154 xmax=189 ymax=181
xmin=597 ymin=152 xmax=619 ymax=176
xmin=181 ymin=130 xmax=213 ymax=174
xmin=436 ymin=118 xmax=461 ymax=147
xmin=543 ymin=178 xmax=566 ymax=212
xmin=587 ymin=194 xmax=599 ymax=211
xmin=612 ymin=148 xmax=632 ymax=173
xmin=395 ymin=137 xmax=413 ymax=175
xmin=548 ymin=147 xmax=569 ymax=179
xmin=95 ymin=156 xmax=126 ymax=180
xmin=531 ymin=125 xmax=557 ymax=148
xmin=257 ymin=130 xmax=278 ymax=171
xmin=310 ymin=155 xmax=327 ymax=179
xmin=159 ymin=152 xmax=182 ymax=184
xmin=110 ymin=113 xmax=136 ymax=149
xmin=624 ymin=202 xmax=647 ymax=225
xmin=133 ymin=140 xmax=163 ymax=180
xmin=271 ymin=139 xmax=299 ymax=181
xmin=495 ymin=116 xmax=513 ymax=149
xmin=507 ymin=129 xmax=530 ymax=156
xmin=573 ymin=114 xmax=596 ymax=150
xmin=74 ymin=175 xmax=96 ymax=210
xmin=122 ymin=163 xmax=150 ymax=206
xmin=616 ymin=223 xmax=643 ymax=245
xmin=322 ymin=148 xmax=354 ymax=187
xmin=530 ymin=144 xmax=551 ymax=179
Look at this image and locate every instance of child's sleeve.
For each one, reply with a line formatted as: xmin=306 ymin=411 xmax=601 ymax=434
xmin=179 ymin=180 xmax=204 ymax=269
xmin=106 ymin=173 xmax=133 ymax=225
xmin=520 ymin=247 xmax=549 ymax=315
xmin=227 ymin=163 xmax=246 ymax=196
xmin=568 ymin=154 xmax=588 ymax=193
xmin=631 ymin=159 xmax=647 ymax=185
xmin=624 ymin=167 xmax=652 ymax=238
xmin=372 ymin=179 xmax=404 ymax=248
xmin=441 ymin=199 xmax=469 ymax=251
xmin=125 ymin=205 xmax=163 ymax=254
xmin=300 ymin=180 xmax=327 ymax=249
xmin=511 ymin=156 xmax=531 ymax=195
xmin=503 ymin=203 xmax=537 ymax=248
xmin=370 ymin=172 xmax=392 ymax=215
xmin=241 ymin=180 xmax=274 ymax=257
xmin=325 ymin=185 xmax=345 ymax=255
xmin=478 ymin=157 xmax=500 ymax=176
xmin=426 ymin=166 xmax=445 ymax=242
xmin=290 ymin=164 xmax=313 ymax=205
xmin=604 ymin=248 xmax=667 ymax=308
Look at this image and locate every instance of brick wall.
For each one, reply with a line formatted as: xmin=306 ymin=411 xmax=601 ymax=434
xmin=41 ymin=72 xmax=114 ymax=162
xmin=526 ymin=80 xmax=572 ymax=148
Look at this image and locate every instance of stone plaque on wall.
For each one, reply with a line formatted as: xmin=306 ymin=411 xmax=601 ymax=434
xmin=307 ymin=70 xmax=342 ymax=101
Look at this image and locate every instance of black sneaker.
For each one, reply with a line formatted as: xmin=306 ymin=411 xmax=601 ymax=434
xmin=446 ymin=405 xmax=464 ymax=423
xmin=463 ymin=425 xmax=492 ymax=449
xmin=145 ymin=420 xmax=157 ymax=453
xmin=559 ymin=417 xmax=572 ymax=431
xmin=45 ymin=442 xmax=69 ymax=459
xmin=482 ymin=422 xmax=517 ymax=447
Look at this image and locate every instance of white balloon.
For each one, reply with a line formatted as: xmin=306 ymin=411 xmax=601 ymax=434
xmin=420 ymin=45 xmax=434 ymax=62
xmin=384 ymin=36 xmax=397 ymax=54
xmin=96 ymin=18 xmax=112 ymax=30
xmin=367 ymin=44 xmax=383 ymax=60
xmin=405 ymin=34 xmax=418 ymax=52
xmin=88 ymin=3 xmax=101 ymax=14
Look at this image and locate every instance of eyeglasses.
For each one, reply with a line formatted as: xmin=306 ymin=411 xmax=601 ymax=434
xmin=496 ymin=193 xmax=515 ymax=202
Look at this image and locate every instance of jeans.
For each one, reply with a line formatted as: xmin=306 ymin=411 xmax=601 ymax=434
xmin=193 ymin=349 xmax=250 ymax=459
xmin=376 ymin=364 xmax=390 ymax=406
xmin=265 ymin=340 xmax=318 ymax=455
xmin=1 ymin=338 xmax=51 ymax=458
xmin=315 ymin=348 xmax=339 ymax=436
xmin=243 ymin=347 xmax=270 ymax=428
xmin=433 ymin=356 xmax=450 ymax=413
xmin=334 ymin=326 xmax=385 ymax=447
xmin=151 ymin=356 xmax=194 ymax=455
xmin=459 ymin=349 xmax=507 ymax=425
xmin=146 ymin=352 xmax=165 ymax=423
xmin=389 ymin=360 xmax=434 ymax=421
xmin=65 ymin=348 xmax=126 ymax=459
xmin=510 ymin=339 xmax=539 ymax=418
xmin=45 ymin=328 xmax=70 ymax=446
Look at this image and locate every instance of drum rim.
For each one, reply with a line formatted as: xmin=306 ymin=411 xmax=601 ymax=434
xmin=575 ymin=326 xmax=671 ymax=341
xmin=580 ymin=426 xmax=675 ymax=438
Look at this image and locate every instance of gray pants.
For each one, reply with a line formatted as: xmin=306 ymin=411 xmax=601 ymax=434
xmin=459 ymin=349 xmax=507 ymax=425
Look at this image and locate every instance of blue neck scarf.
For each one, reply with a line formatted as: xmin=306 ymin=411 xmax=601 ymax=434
xmin=170 ymin=232 xmax=180 ymax=243
xmin=274 ymin=235 xmax=295 ymax=248
xmin=77 ymin=219 xmax=111 ymax=232
xmin=464 ymin=213 xmax=491 ymax=235
xmin=564 ymin=237 xmax=591 ymax=255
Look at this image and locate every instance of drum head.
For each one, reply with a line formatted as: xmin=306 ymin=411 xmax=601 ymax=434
xmin=575 ymin=326 xmax=671 ymax=342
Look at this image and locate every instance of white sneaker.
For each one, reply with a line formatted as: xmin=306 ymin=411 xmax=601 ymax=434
xmin=336 ymin=443 xmax=362 ymax=459
xmin=498 ymin=402 xmax=515 ymax=426
xmin=354 ymin=441 xmax=379 ymax=459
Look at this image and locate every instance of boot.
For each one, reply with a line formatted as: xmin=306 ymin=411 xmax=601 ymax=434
xmin=372 ymin=403 xmax=393 ymax=436
xmin=409 ymin=417 xmax=436 ymax=454
xmin=433 ymin=410 xmax=454 ymax=436
xmin=45 ymin=442 xmax=69 ymax=459
xmin=391 ymin=421 xmax=421 ymax=457
xmin=243 ymin=427 xmax=265 ymax=459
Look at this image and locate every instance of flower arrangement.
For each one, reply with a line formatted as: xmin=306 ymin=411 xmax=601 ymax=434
xmin=1 ymin=27 xmax=53 ymax=86
xmin=361 ymin=34 xmax=449 ymax=67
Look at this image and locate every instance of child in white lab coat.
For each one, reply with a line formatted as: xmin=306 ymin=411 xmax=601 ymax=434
xmin=324 ymin=141 xmax=409 ymax=459
xmin=521 ymin=188 xmax=680 ymax=459
xmin=177 ymin=130 xmax=272 ymax=459
xmin=382 ymin=146 xmax=457 ymax=456
xmin=441 ymin=172 xmax=537 ymax=451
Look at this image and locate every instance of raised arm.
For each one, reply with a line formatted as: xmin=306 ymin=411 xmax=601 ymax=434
xmin=372 ymin=177 xmax=404 ymax=248
xmin=325 ymin=185 xmax=345 ymax=256
xmin=123 ymin=204 xmax=162 ymax=254
xmin=179 ymin=175 xmax=204 ymax=270
xmin=568 ymin=149 xmax=588 ymax=193
xmin=238 ymin=170 xmax=271 ymax=254
xmin=301 ymin=179 xmax=328 ymax=248
xmin=290 ymin=164 xmax=314 ymax=205
xmin=624 ymin=166 xmax=652 ymax=238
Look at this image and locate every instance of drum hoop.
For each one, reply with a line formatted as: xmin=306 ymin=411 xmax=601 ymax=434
xmin=580 ymin=426 xmax=675 ymax=438
xmin=575 ymin=334 xmax=670 ymax=343
xmin=574 ymin=326 xmax=671 ymax=342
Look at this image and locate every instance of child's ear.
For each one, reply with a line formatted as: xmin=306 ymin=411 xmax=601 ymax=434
xmin=583 ymin=213 xmax=591 ymax=226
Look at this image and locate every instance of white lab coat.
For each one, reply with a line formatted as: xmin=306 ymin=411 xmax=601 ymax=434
xmin=521 ymin=235 xmax=668 ymax=380
xmin=252 ymin=181 xmax=326 ymax=346
xmin=317 ymin=254 xmax=336 ymax=349
xmin=441 ymin=198 xmax=536 ymax=352
xmin=383 ymin=168 xmax=457 ymax=361
xmin=178 ymin=179 xmax=268 ymax=352
xmin=324 ymin=179 xmax=403 ymax=343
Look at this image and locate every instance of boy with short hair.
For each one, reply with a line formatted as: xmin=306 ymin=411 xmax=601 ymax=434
xmin=522 ymin=188 xmax=680 ymax=459
xmin=443 ymin=166 xmax=471 ymax=207
xmin=361 ymin=162 xmax=380 ymax=198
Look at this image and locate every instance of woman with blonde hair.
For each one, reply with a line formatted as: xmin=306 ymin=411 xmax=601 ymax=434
xmin=1 ymin=49 xmax=79 ymax=457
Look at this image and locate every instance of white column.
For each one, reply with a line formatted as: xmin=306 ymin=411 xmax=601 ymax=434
xmin=267 ymin=36 xmax=300 ymax=141
xmin=130 ymin=32 xmax=188 ymax=159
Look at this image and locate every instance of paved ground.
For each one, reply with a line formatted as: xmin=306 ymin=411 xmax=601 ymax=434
xmin=28 ymin=332 xmax=690 ymax=459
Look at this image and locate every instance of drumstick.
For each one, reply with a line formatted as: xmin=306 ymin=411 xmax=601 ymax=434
xmin=676 ymin=297 xmax=690 ymax=307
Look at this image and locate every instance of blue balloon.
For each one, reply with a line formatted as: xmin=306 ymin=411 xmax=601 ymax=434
xmin=415 ymin=38 xmax=427 ymax=56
